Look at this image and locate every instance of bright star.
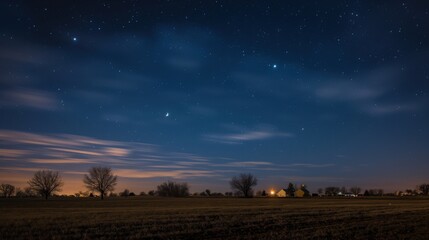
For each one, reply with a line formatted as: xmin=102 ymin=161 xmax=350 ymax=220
xmin=73 ymin=37 xmax=77 ymax=41
xmin=165 ymin=112 xmax=169 ymax=117
xmin=273 ymin=64 xmax=277 ymax=68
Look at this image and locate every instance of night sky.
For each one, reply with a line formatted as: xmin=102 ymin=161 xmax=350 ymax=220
xmin=1 ymin=1 xmax=429 ymax=194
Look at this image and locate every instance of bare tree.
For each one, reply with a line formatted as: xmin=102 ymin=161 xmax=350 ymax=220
xmin=286 ymin=182 xmax=295 ymax=197
xmin=205 ymin=189 xmax=211 ymax=196
xmin=229 ymin=173 xmax=257 ymax=198
xmin=24 ymin=187 xmax=36 ymax=197
xmin=325 ymin=186 xmax=340 ymax=196
xmin=16 ymin=187 xmax=37 ymax=198
xmin=0 ymin=183 xmax=15 ymax=197
xmin=300 ymin=184 xmax=311 ymax=197
xmin=157 ymin=181 xmax=189 ymax=197
xmin=83 ymin=167 xmax=117 ymax=200
xmin=120 ymin=189 xmax=130 ymax=197
xmin=350 ymin=186 xmax=361 ymax=195
xmin=28 ymin=170 xmax=63 ymax=200
xmin=366 ymin=189 xmax=384 ymax=196
xmin=418 ymin=184 xmax=429 ymax=195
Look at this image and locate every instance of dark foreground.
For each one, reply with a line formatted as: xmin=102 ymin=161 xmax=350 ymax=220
xmin=1 ymin=197 xmax=429 ymax=239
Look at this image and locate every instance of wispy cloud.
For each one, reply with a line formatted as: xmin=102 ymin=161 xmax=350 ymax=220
xmin=314 ymin=66 xmax=397 ymax=102
xmin=0 ymin=88 xmax=58 ymax=110
xmin=1 ymin=149 xmax=30 ymax=158
xmin=113 ymin=169 xmax=218 ymax=179
xmin=0 ymin=129 xmax=345 ymax=194
xmin=0 ymin=129 xmax=229 ymax=181
xmin=167 ymin=56 xmax=201 ymax=70
xmin=29 ymin=158 xmax=93 ymax=164
xmin=0 ymin=167 xmax=45 ymax=172
xmin=188 ymin=105 xmax=217 ymax=117
xmin=228 ymin=161 xmax=273 ymax=166
xmin=0 ymin=130 xmax=181 ymax=165
xmin=287 ymin=163 xmax=335 ymax=168
xmin=362 ymin=103 xmax=418 ymax=116
xmin=48 ymin=147 xmax=104 ymax=156
xmin=204 ymin=125 xmax=292 ymax=144
xmin=315 ymin=81 xmax=382 ymax=101
xmin=104 ymin=147 xmax=130 ymax=157
xmin=0 ymin=42 xmax=56 ymax=65
xmin=279 ymin=175 xmax=345 ymax=183
xmin=0 ymin=129 xmax=310 ymax=181
xmin=312 ymin=66 xmax=421 ymax=116
xmin=206 ymin=161 xmax=275 ymax=168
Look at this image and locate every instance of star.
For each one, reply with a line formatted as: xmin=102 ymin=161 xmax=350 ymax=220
xmin=273 ymin=64 xmax=277 ymax=69
xmin=165 ymin=112 xmax=169 ymax=117
xmin=72 ymin=37 xmax=77 ymax=41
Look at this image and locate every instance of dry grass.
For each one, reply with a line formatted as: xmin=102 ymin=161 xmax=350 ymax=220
xmin=1 ymin=197 xmax=429 ymax=239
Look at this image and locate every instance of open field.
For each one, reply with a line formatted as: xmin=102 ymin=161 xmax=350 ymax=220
xmin=1 ymin=197 xmax=429 ymax=239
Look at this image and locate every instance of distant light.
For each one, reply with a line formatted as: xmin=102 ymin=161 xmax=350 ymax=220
xmin=165 ymin=112 xmax=169 ymax=117
xmin=270 ymin=190 xmax=275 ymax=195
xmin=273 ymin=64 xmax=277 ymax=69
xmin=73 ymin=37 xmax=77 ymax=41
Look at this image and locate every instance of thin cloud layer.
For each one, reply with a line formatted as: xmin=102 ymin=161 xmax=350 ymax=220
xmin=0 ymin=88 xmax=58 ymax=110
xmin=204 ymin=125 xmax=293 ymax=144
xmin=0 ymin=129 xmax=338 ymax=193
xmin=0 ymin=130 xmax=263 ymax=177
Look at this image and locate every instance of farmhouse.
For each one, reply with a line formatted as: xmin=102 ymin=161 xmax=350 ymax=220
xmin=343 ymin=192 xmax=357 ymax=197
xmin=275 ymin=186 xmax=310 ymax=198
xmin=276 ymin=189 xmax=288 ymax=197
xmin=294 ymin=189 xmax=305 ymax=198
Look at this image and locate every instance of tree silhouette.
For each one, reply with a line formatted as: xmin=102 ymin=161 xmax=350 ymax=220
xmin=350 ymin=186 xmax=361 ymax=195
xmin=229 ymin=173 xmax=257 ymax=198
xmin=300 ymin=184 xmax=310 ymax=197
xmin=286 ymin=183 xmax=295 ymax=197
xmin=157 ymin=181 xmax=189 ymax=197
xmin=120 ymin=189 xmax=130 ymax=197
xmin=28 ymin=170 xmax=63 ymax=200
xmin=0 ymin=183 xmax=15 ymax=197
xmin=325 ymin=186 xmax=340 ymax=196
xmin=83 ymin=167 xmax=118 ymax=200
xmin=23 ymin=187 xmax=36 ymax=197
xmin=205 ymin=189 xmax=211 ymax=196
xmin=418 ymin=184 xmax=429 ymax=195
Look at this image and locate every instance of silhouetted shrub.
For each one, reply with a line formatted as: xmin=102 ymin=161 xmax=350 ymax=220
xmin=0 ymin=183 xmax=15 ymax=197
xmin=120 ymin=189 xmax=130 ymax=197
xmin=157 ymin=181 xmax=189 ymax=197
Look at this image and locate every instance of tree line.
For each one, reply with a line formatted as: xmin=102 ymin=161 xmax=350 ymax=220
xmin=0 ymin=169 xmax=257 ymax=199
xmin=1 ymin=169 xmax=429 ymax=199
xmin=320 ymin=186 xmax=383 ymax=196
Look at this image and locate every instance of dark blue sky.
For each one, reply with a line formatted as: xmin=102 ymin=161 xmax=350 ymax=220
xmin=1 ymin=1 xmax=428 ymax=194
